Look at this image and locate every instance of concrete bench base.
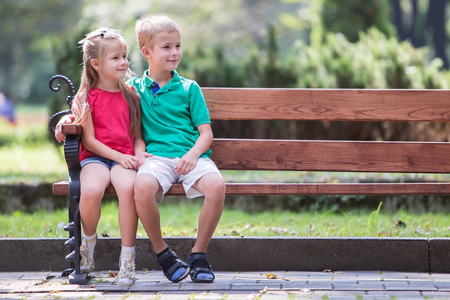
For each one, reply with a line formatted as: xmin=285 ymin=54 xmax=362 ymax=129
xmin=2 ymin=237 xmax=449 ymax=273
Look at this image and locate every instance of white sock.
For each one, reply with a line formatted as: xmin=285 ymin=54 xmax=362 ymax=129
xmin=82 ymin=232 xmax=97 ymax=259
xmin=121 ymin=245 xmax=136 ymax=255
xmin=120 ymin=246 xmax=136 ymax=270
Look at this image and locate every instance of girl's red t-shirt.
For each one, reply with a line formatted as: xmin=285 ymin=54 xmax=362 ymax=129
xmin=79 ymin=87 xmax=134 ymax=162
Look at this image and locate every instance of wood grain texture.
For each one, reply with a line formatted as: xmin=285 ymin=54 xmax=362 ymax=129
xmin=53 ymin=181 xmax=450 ymax=196
xmin=210 ymin=139 xmax=450 ymax=173
xmin=203 ymin=88 xmax=450 ymax=121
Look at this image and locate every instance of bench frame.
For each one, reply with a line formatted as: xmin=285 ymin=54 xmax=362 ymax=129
xmin=49 ymin=75 xmax=450 ymax=284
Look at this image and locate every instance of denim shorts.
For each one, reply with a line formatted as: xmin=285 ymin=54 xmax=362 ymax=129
xmin=80 ymin=156 xmax=118 ymax=170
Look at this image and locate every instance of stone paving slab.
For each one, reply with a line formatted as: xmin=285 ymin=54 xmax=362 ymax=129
xmin=1 ymin=270 xmax=450 ymax=299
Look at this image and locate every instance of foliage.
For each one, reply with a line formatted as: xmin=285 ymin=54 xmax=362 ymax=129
xmin=320 ymin=0 xmax=395 ymax=43
xmin=0 ymin=0 xmax=82 ymax=104
xmin=2 ymin=201 xmax=450 ymax=238
xmin=290 ymin=27 xmax=449 ymax=89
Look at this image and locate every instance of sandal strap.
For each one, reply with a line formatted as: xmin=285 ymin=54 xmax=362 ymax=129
xmin=156 ymin=246 xmax=189 ymax=280
xmin=187 ymin=252 xmax=210 ymax=267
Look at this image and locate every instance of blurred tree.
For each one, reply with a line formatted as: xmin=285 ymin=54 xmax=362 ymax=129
xmin=391 ymin=0 xmax=449 ymax=69
xmin=320 ymin=0 xmax=395 ymax=42
xmin=0 ymin=0 xmax=82 ymax=104
xmin=426 ymin=0 xmax=448 ymax=69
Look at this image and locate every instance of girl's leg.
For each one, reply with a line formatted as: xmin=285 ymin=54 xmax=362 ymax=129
xmin=79 ymin=163 xmax=111 ymax=273
xmin=111 ymin=165 xmax=139 ymax=285
xmin=111 ymin=165 xmax=138 ymax=247
xmin=134 ymin=173 xmax=166 ymax=253
xmin=79 ymin=163 xmax=111 ymax=236
xmin=191 ymin=172 xmax=226 ymax=253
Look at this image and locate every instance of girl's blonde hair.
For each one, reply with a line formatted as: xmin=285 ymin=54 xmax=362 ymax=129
xmin=135 ymin=14 xmax=181 ymax=50
xmin=73 ymin=27 xmax=141 ymax=135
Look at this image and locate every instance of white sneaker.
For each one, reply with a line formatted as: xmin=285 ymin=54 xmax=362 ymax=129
xmin=79 ymin=234 xmax=97 ymax=273
xmin=116 ymin=252 xmax=136 ymax=285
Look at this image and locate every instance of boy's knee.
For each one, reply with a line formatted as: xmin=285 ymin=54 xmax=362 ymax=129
xmin=134 ymin=175 xmax=159 ymax=199
xmin=202 ymin=175 xmax=226 ymax=198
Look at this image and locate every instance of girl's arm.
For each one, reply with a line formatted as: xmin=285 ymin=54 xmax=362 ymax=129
xmin=54 ymin=114 xmax=75 ymax=143
xmin=174 ymin=123 xmax=213 ymax=175
xmin=81 ymin=111 xmax=139 ymax=170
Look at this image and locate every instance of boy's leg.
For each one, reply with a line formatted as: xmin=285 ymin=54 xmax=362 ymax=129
xmin=111 ymin=165 xmax=138 ymax=247
xmin=187 ymin=172 xmax=225 ymax=283
xmin=134 ymin=173 xmax=167 ymax=253
xmin=135 ymin=173 xmax=189 ymax=282
xmin=191 ymin=172 xmax=226 ymax=253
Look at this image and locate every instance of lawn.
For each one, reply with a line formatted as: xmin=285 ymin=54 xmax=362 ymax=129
xmin=1 ymin=105 xmax=449 ymax=238
xmin=1 ymin=201 xmax=449 ymax=238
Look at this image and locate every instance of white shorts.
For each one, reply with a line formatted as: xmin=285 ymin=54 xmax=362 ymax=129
xmin=137 ymin=155 xmax=223 ymax=203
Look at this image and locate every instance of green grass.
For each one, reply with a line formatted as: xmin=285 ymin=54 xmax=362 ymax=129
xmin=1 ymin=201 xmax=449 ymax=238
xmin=1 ymin=105 xmax=450 ymax=238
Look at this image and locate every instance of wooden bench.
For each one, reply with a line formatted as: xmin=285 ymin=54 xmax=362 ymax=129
xmin=49 ymin=75 xmax=450 ymax=283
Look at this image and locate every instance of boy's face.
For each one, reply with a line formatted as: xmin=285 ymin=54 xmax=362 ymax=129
xmin=145 ymin=31 xmax=182 ymax=74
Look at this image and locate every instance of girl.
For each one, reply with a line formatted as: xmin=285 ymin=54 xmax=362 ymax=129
xmin=56 ymin=28 xmax=149 ymax=285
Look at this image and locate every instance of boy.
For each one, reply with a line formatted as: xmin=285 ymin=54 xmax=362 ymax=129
xmin=129 ymin=14 xmax=226 ymax=283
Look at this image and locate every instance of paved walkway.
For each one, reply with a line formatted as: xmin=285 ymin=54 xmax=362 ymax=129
xmin=1 ymin=270 xmax=450 ymax=299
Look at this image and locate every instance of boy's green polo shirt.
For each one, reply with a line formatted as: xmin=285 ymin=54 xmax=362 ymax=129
xmin=128 ymin=70 xmax=212 ymax=158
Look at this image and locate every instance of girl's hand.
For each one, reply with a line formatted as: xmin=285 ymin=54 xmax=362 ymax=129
xmin=136 ymin=152 xmax=153 ymax=167
xmin=117 ymin=154 xmax=140 ymax=170
xmin=55 ymin=115 xmax=76 ymax=143
xmin=174 ymin=152 xmax=198 ymax=175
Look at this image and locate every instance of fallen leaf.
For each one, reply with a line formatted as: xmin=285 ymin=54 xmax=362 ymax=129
xmin=269 ymin=227 xmax=288 ymax=233
xmin=301 ymin=288 xmax=311 ymax=293
xmin=323 ymin=269 xmax=332 ymax=273
xmin=259 ymin=286 xmax=268 ymax=294
xmin=282 ymin=277 xmax=291 ymax=281
xmin=266 ymin=273 xmax=278 ymax=279
xmin=396 ymin=220 xmax=406 ymax=227
xmin=102 ymin=231 xmax=110 ymax=237
xmin=108 ymin=270 xmax=118 ymax=277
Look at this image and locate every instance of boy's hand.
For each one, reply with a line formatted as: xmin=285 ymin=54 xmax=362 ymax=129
xmin=136 ymin=152 xmax=153 ymax=167
xmin=175 ymin=152 xmax=198 ymax=175
xmin=55 ymin=115 xmax=75 ymax=143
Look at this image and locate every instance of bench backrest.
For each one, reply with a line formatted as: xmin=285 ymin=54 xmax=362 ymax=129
xmin=203 ymin=88 xmax=450 ymax=174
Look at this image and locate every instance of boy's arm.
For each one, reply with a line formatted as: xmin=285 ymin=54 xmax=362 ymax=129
xmin=174 ymin=123 xmax=213 ymax=175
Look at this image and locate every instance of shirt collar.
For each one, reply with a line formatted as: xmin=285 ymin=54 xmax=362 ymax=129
xmin=143 ymin=70 xmax=181 ymax=91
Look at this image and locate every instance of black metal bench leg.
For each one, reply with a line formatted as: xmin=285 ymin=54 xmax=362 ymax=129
xmin=63 ymin=135 xmax=87 ymax=284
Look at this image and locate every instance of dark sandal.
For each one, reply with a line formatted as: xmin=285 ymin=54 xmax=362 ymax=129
xmin=187 ymin=252 xmax=215 ymax=283
xmin=156 ymin=246 xmax=190 ymax=283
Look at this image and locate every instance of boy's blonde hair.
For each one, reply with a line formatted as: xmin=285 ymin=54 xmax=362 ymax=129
xmin=135 ymin=13 xmax=181 ymax=50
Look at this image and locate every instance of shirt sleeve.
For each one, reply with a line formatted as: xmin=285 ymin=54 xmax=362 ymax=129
xmin=189 ymin=81 xmax=211 ymax=128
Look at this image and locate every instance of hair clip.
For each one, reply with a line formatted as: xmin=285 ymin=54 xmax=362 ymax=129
xmin=100 ymin=30 xmax=106 ymax=38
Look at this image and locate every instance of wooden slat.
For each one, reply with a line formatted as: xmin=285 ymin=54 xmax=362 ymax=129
xmin=53 ymin=181 xmax=450 ymax=196
xmin=210 ymin=139 xmax=450 ymax=173
xmin=61 ymin=124 xmax=82 ymax=136
xmin=203 ymin=88 xmax=450 ymax=122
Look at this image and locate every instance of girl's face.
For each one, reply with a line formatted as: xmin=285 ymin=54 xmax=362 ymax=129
xmin=92 ymin=39 xmax=129 ymax=84
xmin=146 ymin=31 xmax=182 ymax=73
